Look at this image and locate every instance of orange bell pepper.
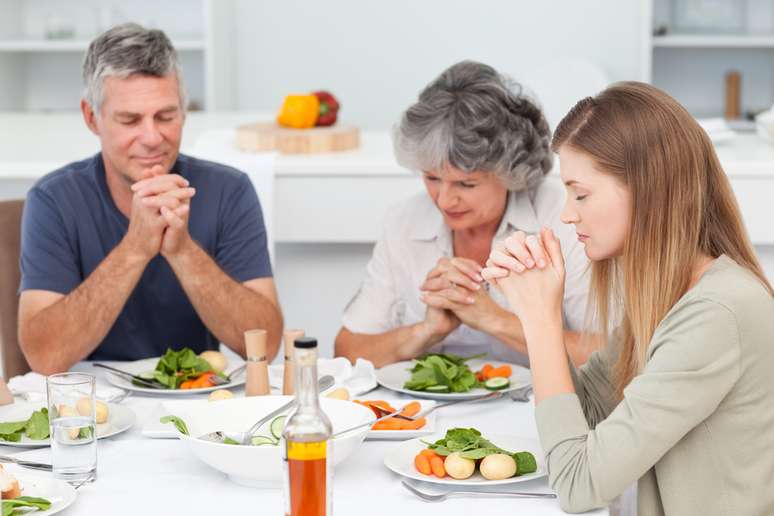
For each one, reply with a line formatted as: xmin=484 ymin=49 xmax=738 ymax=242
xmin=277 ymin=94 xmax=320 ymax=129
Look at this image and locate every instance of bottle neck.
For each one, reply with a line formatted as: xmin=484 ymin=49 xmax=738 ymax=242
xmin=294 ymin=348 xmax=320 ymax=410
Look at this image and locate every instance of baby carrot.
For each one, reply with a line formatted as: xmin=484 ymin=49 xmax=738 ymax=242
xmin=485 ymin=365 xmax=512 ymax=379
xmin=414 ymin=454 xmax=432 ymax=475
xmin=399 ymin=401 xmax=421 ymax=418
xmin=430 ymin=456 xmax=446 ymax=478
xmin=419 ymin=448 xmax=438 ymax=459
xmin=401 ymin=417 xmax=427 ymax=431
xmin=373 ymin=419 xmax=402 ymax=431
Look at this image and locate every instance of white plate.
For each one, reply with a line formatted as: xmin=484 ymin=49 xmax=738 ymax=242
xmin=0 ymin=401 xmax=136 ymax=448
xmin=104 ymin=357 xmax=246 ymax=395
xmin=384 ymin=433 xmax=546 ymax=486
xmin=1 ymin=465 xmax=77 ymax=515
xmin=376 ymin=359 xmax=531 ymax=400
xmin=363 ymin=399 xmax=437 ymax=440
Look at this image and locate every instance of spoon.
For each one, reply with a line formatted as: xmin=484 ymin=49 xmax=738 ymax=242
xmin=198 ymin=375 xmax=335 ymax=445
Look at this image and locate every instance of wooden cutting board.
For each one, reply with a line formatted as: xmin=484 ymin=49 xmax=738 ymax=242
xmin=235 ymin=122 xmax=360 ymax=154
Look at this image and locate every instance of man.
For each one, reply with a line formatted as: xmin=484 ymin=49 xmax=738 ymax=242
xmin=18 ymin=24 xmax=282 ymax=374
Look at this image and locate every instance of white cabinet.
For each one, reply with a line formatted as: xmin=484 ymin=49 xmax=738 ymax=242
xmin=0 ymin=0 xmax=235 ymax=112
xmin=648 ymin=0 xmax=774 ymax=120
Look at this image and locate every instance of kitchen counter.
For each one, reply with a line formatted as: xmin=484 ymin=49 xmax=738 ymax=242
xmin=0 ymin=112 xmax=772 ymax=244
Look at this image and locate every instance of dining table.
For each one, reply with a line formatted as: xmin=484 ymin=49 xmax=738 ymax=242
xmin=1 ymin=361 xmax=609 ymax=516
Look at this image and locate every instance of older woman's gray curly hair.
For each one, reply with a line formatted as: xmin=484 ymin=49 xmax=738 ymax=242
xmin=394 ymin=60 xmax=552 ymax=191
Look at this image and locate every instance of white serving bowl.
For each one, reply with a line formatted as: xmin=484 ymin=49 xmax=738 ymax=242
xmin=169 ymin=395 xmax=374 ymax=487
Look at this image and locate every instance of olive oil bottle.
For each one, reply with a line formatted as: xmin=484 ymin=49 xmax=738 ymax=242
xmin=282 ymin=337 xmax=333 ymax=516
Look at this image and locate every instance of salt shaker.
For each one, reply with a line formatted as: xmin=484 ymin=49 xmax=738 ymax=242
xmin=282 ymin=329 xmax=305 ymax=395
xmin=244 ymin=329 xmax=270 ymax=396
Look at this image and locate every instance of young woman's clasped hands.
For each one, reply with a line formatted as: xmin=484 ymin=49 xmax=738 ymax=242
xmin=482 ymin=227 xmax=575 ymax=403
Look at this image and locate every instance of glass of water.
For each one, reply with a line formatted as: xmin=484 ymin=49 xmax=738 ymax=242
xmin=46 ymin=373 xmax=97 ymax=484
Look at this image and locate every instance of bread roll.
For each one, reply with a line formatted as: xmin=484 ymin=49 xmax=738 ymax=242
xmin=0 ymin=464 xmax=20 ymax=499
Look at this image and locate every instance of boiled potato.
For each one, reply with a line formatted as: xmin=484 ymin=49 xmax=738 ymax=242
xmin=75 ymin=398 xmax=109 ymax=424
xmin=208 ymin=389 xmax=234 ymax=402
xmin=200 ymin=350 xmax=228 ymax=373
xmin=57 ymin=405 xmax=81 ymax=439
xmin=325 ymin=388 xmax=350 ymax=401
xmin=480 ymin=454 xmax=517 ymax=480
xmin=444 ymin=452 xmax=476 ymax=480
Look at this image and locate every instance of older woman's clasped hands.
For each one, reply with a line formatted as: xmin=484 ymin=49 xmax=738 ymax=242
xmin=483 ymin=228 xmax=566 ymax=326
xmin=419 ymin=256 xmax=511 ymax=334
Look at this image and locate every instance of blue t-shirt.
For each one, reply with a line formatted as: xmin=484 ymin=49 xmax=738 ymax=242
xmin=19 ymin=153 xmax=273 ymax=361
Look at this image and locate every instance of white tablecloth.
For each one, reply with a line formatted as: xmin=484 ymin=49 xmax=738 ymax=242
xmin=1 ymin=364 xmax=609 ymax=516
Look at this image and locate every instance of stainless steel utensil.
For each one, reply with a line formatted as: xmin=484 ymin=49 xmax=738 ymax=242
xmin=401 ymin=480 xmax=556 ymax=502
xmin=0 ymin=455 xmax=53 ymax=472
xmin=404 ymin=390 xmax=505 ymax=421
xmin=198 ymin=375 xmax=335 ymax=445
xmin=509 ymin=385 xmax=533 ymax=402
xmin=93 ymin=363 xmax=165 ymax=389
xmin=210 ymin=363 xmax=247 ymax=386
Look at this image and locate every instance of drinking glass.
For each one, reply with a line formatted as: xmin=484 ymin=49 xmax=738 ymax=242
xmin=46 ymin=373 xmax=97 ymax=484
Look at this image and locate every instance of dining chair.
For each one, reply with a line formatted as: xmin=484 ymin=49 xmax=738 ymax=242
xmin=0 ymin=200 xmax=30 ymax=378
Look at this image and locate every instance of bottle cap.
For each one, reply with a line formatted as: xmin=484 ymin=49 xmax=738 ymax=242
xmin=294 ymin=337 xmax=317 ymax=349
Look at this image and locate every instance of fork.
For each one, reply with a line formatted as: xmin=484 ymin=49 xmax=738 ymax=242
xmin=105 ymin=390 xmax=132 ymax=404
xmin=509 ymin=385 xmax=533 ymax=402
xmin=401 ymin=480 xmax=556 ymax=502
xmin=368 ymin=405 xmax=415 ymax=421
xmin=92 ymin=363 xmax=165 ymax=389
xmin=401 ymin=391 xmax=505 ymax=421
xmin=210 ymin=363 xmax=246 ymax=386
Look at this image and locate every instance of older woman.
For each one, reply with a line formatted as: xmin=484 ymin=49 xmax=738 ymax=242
xmin=335 ymin=61 xmax=596 ymax=368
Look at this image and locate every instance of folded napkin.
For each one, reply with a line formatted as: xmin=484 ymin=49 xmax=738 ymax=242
xmin=8 ymin=371 xmax=126 ymax=403
xmin=268 ymin=358 xmax=377 ymax=397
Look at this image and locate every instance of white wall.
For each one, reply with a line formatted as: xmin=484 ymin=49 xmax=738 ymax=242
xmin=231 ymin=0 xmax=647 ymax=130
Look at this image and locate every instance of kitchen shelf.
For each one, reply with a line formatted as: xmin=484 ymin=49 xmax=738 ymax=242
xmin=653 ymin=34 xmax=774 ymax=48
xmin=0 ymin=39 xmax=206 ymax=52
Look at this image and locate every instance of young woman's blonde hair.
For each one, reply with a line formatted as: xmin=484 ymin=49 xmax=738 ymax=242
xmin=552 ymin=82 xmax=773 ymax=399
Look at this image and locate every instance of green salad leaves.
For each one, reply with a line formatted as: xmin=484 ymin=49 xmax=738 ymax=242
xmin=2 ymin=497 xmax=52 ymax=516
xmin=425 ymin=427 xmax=537 ymax=475
xmin=160 ymin=415 xmax=190 ymax=436
xmin=403 ymin=353 xmax=483 ymax=393
xmin=0 ymin=409 xmax=50 ymax=442
xmin=150 ymin=348 xmax=214 ymax=389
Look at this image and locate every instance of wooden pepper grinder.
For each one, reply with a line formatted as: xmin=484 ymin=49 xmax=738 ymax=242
xmin=0 ymin=377 xmax=13 ymax=406
xmin=244 ymin=329 xmax=270 ymax=396
xmin=282 ymin=329 xmax=305 ymax=395
xmin=725 ymin=70 xmax=741 ymax=120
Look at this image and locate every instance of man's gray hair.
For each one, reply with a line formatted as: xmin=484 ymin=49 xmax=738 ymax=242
xmin=394 ymin=60 xmax=552 ymax=191
xmin=82 ymin=23 xmax=187 ymax=114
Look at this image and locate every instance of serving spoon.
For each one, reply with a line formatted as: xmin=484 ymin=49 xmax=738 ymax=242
xmin=198 ymin=375 xmax=335 ymax=445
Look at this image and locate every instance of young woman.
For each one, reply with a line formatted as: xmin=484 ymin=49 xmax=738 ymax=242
xmin=483 ymin=82 xmax=774 ymax=515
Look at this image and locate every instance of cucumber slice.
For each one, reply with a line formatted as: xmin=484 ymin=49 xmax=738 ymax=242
xmin=425 ymin=385 xmax=450 ymax=393
xmin=270 ymin=415 xmax=286 ymax=441
xmin=251 ymin=435 xmax=277 ymax=446
xmin=484 ymin=377 xmax=510 ymax=391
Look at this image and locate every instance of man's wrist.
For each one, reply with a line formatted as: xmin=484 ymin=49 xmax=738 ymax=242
xmin=117 ymin=236 xmax=153 ymax=268
xmin=162 ymin=235 xmax=198 ymax=264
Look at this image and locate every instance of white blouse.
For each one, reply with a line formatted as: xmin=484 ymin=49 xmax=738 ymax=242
xmin=342 ymin=177 xmax=590 ymax=366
